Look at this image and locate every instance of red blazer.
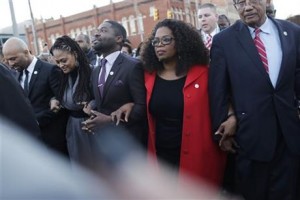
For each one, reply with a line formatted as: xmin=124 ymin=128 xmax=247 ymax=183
xmin=145 ymin=65 xmax=226 ymax=186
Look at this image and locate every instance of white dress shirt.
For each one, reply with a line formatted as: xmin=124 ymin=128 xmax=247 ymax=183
xmin=248 ymin=17 xmax=282 ymax=88
xmin=20 ymin=57 xmax=37 ymax=89
xmin=98 ymin=51 xmax=121 ymax=81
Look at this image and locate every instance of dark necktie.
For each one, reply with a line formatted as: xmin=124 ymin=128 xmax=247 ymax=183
xmin=24 ymin=69 xmax=30 ymax=96
xmin=254 ymin=29 xmax=269 ymax=73
xmin=98 ymin=58 xmax=107 ymax=96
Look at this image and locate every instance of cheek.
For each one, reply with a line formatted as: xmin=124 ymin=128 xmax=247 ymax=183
xmin=167 ymin=45 xmax=177 ymax=56
xmin=68 ymin=60 xmax=77 ymax=70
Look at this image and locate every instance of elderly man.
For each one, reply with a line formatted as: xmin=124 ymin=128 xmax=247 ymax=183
xmin=209 ymin=0 xmax=300 ymax=199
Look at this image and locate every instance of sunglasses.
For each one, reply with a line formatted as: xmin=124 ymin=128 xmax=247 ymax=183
xmin=151 ymin=35 xmax=174 ymax=47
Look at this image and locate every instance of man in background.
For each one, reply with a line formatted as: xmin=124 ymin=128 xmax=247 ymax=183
xmin=198 ymin=3 xmax=220 ymax=50
xmin=266 ymin=1 xmax=276 ymax=18
xmin=218 ymin=14 xmax=231 ymax=31
xmin=75 ymin=33 xmax=97 ymax=66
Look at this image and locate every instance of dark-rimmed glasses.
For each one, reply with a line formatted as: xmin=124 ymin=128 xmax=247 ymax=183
xmin=151 ymin=35 xmax=174 ymax=47
xmin=234 ymin=0 xmax=261 ymax=11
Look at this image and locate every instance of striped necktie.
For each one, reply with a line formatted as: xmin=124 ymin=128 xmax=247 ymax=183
xmin=254 ymin=29 xmax=269 ymax=73
xmin=205 ymin=34 xmax=212 ymax=50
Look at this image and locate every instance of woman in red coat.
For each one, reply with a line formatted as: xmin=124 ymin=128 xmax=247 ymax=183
xmin=140 ymin=19 xmax=226 ymax=186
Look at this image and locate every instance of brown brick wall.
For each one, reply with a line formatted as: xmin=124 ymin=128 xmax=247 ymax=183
xmin=26 ymin=0 xmax=238 ymax=55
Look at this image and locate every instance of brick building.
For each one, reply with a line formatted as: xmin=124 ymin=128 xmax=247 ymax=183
xmin=25 ymin=0 xmax=239 ymax=55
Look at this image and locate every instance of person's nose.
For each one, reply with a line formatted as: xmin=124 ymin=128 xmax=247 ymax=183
xmin=57 ymin=63 xmax=64 ymax=68
xmin=8 ymin=60 xmax=15 ymax=67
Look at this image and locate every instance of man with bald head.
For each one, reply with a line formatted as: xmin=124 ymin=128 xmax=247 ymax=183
xmin=3 ymin=37 xmax=69 ymax=157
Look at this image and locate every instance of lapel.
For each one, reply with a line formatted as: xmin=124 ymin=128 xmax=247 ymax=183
xmin=270 ymin=18 xmax=288 ymax=88
xmin=235 ymin=21 xmax=273 ymax=87
xmin=101 ymin=54 xmax=123 ymax=100
xmin=28 ymin=60 xmax=41 ymax=95
xmin=184 ymin=66 xmax=204 ymax=89
xmin=144 ymin=71 xmax=156 ymax=105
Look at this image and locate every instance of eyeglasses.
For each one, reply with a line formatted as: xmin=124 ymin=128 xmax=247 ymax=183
xmin=151 ymin=35 xmax=174 ymax=47
xmin=234 ymin=0 xmax=261 ymax=11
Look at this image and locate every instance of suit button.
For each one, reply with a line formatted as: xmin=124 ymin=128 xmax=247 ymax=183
xmin=186 ymin=114 xmax=191 ymax=119
xmin=183 ymin=150 xmax=189 ymax=154
xmin=185 ymin=131 xmax=191 ymax=136
xmin=186 ymin=94 xmax=191 ymax=98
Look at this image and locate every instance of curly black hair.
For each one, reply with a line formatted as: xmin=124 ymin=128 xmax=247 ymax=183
xmin=141 ymin=19 xmax=209 ymax=75
xmin=50 ymin=35 xmax=91 ymax=102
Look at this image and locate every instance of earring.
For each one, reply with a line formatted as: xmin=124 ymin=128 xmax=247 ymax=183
xmin=75 ymin=61 xmax=79 ymax=68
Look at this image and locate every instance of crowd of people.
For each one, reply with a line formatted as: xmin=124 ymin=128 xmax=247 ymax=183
xmin=1 ymin=0 xmax=300 ymax=199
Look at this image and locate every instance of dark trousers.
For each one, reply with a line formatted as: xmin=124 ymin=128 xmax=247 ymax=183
xmin=235 ymin=136 xmax=300 ymax=200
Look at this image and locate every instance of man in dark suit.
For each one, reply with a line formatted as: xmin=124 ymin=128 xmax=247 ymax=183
xmin=3 ymin=37 xmax=68 ymax=156
xmin=0 ymin=63 xmax=40 ymax=137
xmin=208 ymin=0 xmax=300 ymax=199
xmin=83 ymin=20 xmax=146 ymax=145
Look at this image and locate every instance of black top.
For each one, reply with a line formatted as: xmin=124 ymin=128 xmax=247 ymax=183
xmin=149 ymin=75 xmax=186 ymax=149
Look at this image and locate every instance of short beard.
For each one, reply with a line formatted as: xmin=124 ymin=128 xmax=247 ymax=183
xmin=93 ymin=39 xmax=115 ymax=54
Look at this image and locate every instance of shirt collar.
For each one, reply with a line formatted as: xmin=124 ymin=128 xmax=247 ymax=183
xmin=202 ymin=25 xmax=220 ymax=37
xmin=27 ymin=57 xmax=37 ymax=74
xmin=103 ymin=51 xmax=121 ymax=66
xmin=248 ymin=16 xmax=272 ymax=36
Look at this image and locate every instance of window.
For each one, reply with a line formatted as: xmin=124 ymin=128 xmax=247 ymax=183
xmin=129 ymin=15 xmax=136 ymax=35
xmin=137 ymin=14 xmax=144 ymax=33
xmin=122 ymin=17 xmax=129 ymax=35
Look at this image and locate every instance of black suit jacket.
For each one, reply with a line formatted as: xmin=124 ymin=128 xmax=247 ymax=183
xmin=91 ymin=53 xmax=147 ymax=141
xmin=24 ymin=59 xmax=68 ymax=147
xmin=0 ymin=63 xmax=40 ymax=137
xmin=209 ymin=18 xmax=300 ymax=161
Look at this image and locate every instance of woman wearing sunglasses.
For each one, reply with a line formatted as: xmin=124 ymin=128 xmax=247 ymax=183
xmin=141 ymin=19 xmax=227 ymax=187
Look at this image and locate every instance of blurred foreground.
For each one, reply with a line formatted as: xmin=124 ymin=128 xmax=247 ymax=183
xmin=0 ymin=119 xmax=236 ymax=199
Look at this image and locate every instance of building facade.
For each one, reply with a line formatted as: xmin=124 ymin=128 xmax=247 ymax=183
xmin=25 ymin=0 xmax=239 ymax=55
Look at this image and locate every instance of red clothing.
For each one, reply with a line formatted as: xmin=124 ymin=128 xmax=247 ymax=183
xmin=145 ymin=65 xmax=226 ymax=186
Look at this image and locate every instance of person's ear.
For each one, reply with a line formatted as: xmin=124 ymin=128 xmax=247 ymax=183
xmin=115 ymin=35 xmax=123 ymax=43
xmin=24 ymin=49 xmax=30 ymax=56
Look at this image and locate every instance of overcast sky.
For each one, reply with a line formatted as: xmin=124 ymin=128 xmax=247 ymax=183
xmin=0 ymin=0 xmax=124 ymax=29
xmin=0 ymin=0 xmax=299 ymax=29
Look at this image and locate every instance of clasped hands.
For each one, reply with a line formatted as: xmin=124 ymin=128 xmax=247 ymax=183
xmin=81 ymin=102 xmax=134 ymax=133
xmin=215 ymin=114 xmax=239 ymax=153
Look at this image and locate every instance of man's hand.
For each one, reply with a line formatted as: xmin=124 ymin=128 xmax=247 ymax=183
xmin=111 ymin=102 xmax=134 ymax=125
xmin=79 ymin=102 xmax=92 ymax=116
xmin=218 ymin=137 xmax=239 ymax=153
xmin=50 ymin=98 xmax=61 ymax=113
xmin=215 ymin=115 xmax=238 ymax=153
xmin=82 ymin=110 xmax=111 ymax=133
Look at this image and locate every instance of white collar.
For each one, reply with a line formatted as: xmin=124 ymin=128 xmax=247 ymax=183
xmin=202 ymin=25 xmax=220 ymax=37
xmin=102 ymin=51 xmax=121 ymax=66
xmin=26 ymin=57 xmax=38 ymax=74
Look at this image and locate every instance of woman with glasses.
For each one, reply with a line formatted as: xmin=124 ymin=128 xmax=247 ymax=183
xmin=141 ymin=19 xmax=227 ymax=186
